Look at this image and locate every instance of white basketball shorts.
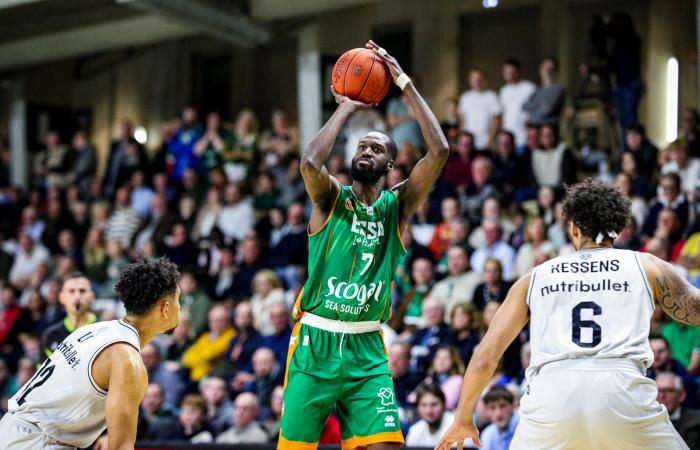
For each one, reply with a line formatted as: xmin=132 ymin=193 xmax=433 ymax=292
xmin=0 ymin=413 xmax=75 ymax=450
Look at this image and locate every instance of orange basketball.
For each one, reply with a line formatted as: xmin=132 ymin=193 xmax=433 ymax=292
xmin=332 ymin=48 xmax=391 ymax=104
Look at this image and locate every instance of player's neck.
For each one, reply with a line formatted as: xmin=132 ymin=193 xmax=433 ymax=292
xmin=351 ymin=181 xmax=383 ymax=206
xmin=122 ymin=315 xmax=158 ymax=349
xmin=577 ymin=241 xmax=614 ymax=251
xmin=69 ymin=312 xmax=94 ymax=329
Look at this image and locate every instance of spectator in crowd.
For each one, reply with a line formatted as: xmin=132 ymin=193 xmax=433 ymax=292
xmin=514 ymin=216 xmax=555 ymax=278
xmin=390 ymin=342 xmax=422 ymax=411
xmin=141 ymin=383 xmax=179 ymax=422
xmin=260 ymin=109 xmax=299 ymax=167
xmin=472 ymin=259 xmax=511 ymax=309
xmin=261 ymin=302 xmax=292 ymax=367
xmin=682 ymin=107 xmax=700 ymax=157
xmin=661 ymin=314 xmax=700 ymax=375
xmin=679 ymin=227 xmax=700 ymax=287
xmin=625 ymin=124 xmax=658 ymax=177
xmin=9 ymin=234 xmax=50 ymax=289
xmin=132 ymin=194 xmax=175 ymax=257
xmin=18 ymin=206 xmax=45 ymax=243
xmin=499 ymin=59 xmax=536 ymax=148
xmin=192 ymin=187 xmax=223 ymax=242
xmin=151 ymin=394 xmax=214 ymax=443
xmin=215 ymin=392 xmax=269 ymax=444
xmin=493 ymin=131 xmax=530 ymax=202
xmin=141 ymin=343 xmax=186 ymax=407
xmin=444 ymin=131 xmax=475 ymax=194
xmin=68 ymin=131 xmax=97 ymax=199
xmin=405 ymin=384 xmax=463 ymax=447
xmin=392 ymin=257 xmax=435 ymax=329
xmin=213 ymin=302 xmax=263 ymax=379
xmin=615 ymin=172 xmax=648 ymax=231
xmin=178 ymin=272 xmax=211 ymax=337
xmin=263 ymin=385 xmax=284 ymax=438
xmin=458 ymin=68 xmax=502 ymax=150
xmin=233 ymin=347 xmax=283 ymax=410
xmin=479 ymin=386 xmax=520 ymax=450
xmin=105 ymin=187 xmax=141 ymax=249
xmin=35 ymin=131 xmax=72 ymax=190
xmin=129 ymin=170 xmax=154 ymax=219
xmin=104 ymin=120 xmax=143 ymax=197
xmin=470 ymin=219 xmax=515 ymax=281
xmin=194 ymin=112 xmax=230 ymax=178
xmin=168 ymin=107 xmax=204 ymax=182
xmin=647 ymin=336 xmax=695 ymax=405
xmin=387 ymin=75 xmax=424 ymax=149
xmin=640 ymin=208 xmax=685 ymax=262
xmin=656 ymin=372 xmax=700 ymax=448
xmin=609 ymin=13 xmax=644 ymax=135
xmin=182 ymin=304 xmax=236 ymax=381
xmin=440 ymin=98 xmax=461 ymax=144
xmin=249 ymin=270 xmax=286 ymax=336
xmin=469 ymin=198 xmax=516 ymax=251
xmin=217 ymin=183 xmax=255 ymax=243
xmin=523 ymin=56 xmax=566 ymax=126
xmin=222 ymin=109 xmax=258 ymax=184
xmin=418 ymin=345 xmax=464 ymax=411
xmin=662 ymin=139 xmax=700 ymax=194
xmin=0 ymin=286 xmax=25 ymax=349
xmin=643 ymin=173 xmax=689 ymax=238
xmin=200 ymin=376 xmax=234 ymax=435
xmin=530 ymin=124 xmax=577 ymax=189
xmin=40 ymin=272 xmax=96 ymax=359
xmin=98 ymin=240 xmax=129 ymax=298
xmin=427 ymin=246 xmax=480 ymax=317
xmin=410 ymin=298 xmax=453 ymax=376
xmin=267 ymin=202 xmax=307 ymax=289
xmin=450 ymin=303 xmax=481 ymax=366
xmin=429 ymin=197 xmax=461 ymax=261
xmin=162 ymin=223 xmax=198 ymax=271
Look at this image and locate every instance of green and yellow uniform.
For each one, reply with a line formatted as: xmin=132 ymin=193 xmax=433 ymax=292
xmin=279 ymin=185 xmax=407 ymax=450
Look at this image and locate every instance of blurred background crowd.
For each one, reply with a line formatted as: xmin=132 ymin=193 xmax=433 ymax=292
xmin=0 ymin=8 xmax=699 ymax=450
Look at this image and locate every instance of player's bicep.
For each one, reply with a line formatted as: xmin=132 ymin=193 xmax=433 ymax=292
xmin=642 ymin=253 xmax=700 ymax=327
xmin=300 ymin=159 xmax=339 ymax=205
xmin=477 ymin=274 xmax=530 ymax=359
xmin=104 ymin=346 xmax=147 ymax=450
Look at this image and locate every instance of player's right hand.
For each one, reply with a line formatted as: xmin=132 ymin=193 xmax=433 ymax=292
xmin=434 ymin=420 xmax=481 ymax=450
xmin=330 ymin=86 xmax=377 ymax=111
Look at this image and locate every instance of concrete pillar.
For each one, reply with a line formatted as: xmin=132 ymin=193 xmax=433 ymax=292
xmin=297 ymin=23 xmax=322 ymax=150
xmin=9 ymin=78 xmax=27 ymax=187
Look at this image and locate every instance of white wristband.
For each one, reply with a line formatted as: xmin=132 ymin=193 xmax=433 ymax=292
xmin=396 ymin=73 xmax=411 ymax=91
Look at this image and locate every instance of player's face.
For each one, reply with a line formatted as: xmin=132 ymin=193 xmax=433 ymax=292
xmin=351 ymin=133 xmax=393 ymax=184
xmin=59 ymin=277 xmax=94 ymax=317
xmin=487 ymin=399 xmax=515 ymax=429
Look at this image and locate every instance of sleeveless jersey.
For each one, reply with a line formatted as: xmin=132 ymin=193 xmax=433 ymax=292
xmin=526 ymin=248 xmax=654 ymax=379
xmin=8 ymin=319 xmax=141 ymax=448
xmin=294 ymin=185 xmax=407 ymax=322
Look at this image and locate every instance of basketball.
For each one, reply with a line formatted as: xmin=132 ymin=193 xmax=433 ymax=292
xmin=332 ymin=48 xmax=392 ymax=104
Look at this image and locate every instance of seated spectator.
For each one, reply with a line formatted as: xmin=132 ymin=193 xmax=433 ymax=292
xmin=620 ymin=151 xmax=653 ymax=200
xmin=263 ymin=385 xmax=284 ymax=438
xmin=217 ymin=183 xmax=256 ymax=242
xmin=530 ymin=124 xmax=577 ymax=189
xmin=18 ymin=206 xmax=45 ymax=243
xmin=9 ymin=234 xmax=50 ymax=290
xmin=661 ymin=317 xmax=700 ymax=375
xmin=480 ymin=386 xmax=520 ymax=450
xmin=679 ymin=229 xmax=700 ymax=288
xmin=522 ymin=56 xmax=566 ymax=126
xmin=129 ymin=170 xmax=154 ymax=218
xmin=416 ymin=345 xmax=464 ymax=411
xmin=405 ymin=384 xmax=468 ymax=447
xmin=267 ymin=202 xmax=307 ymax=289
xmin=614 ymin=219 xmax=643 ymax=252
xmin=640 ymin=209 xmax=685 ymax=262
xmin=233 ymin=347 xmax=283 ymax=411
xmin=97 ymin=240 xmax=128 ymax=299
xmin=168 ymin=107 xmax=204 ymax=182
xmin=450 ymin=303 xmax=482 ymax=365
xmin=40 ymin=273 xmax=96 ymax=360
xmin=193 ymin=112 xmax=228 ymax=178
xmin=150 ymin=394 xmax=213 ymax=443
xmin=260 ymin=109 xmax=299 ymax=166
xmin=391 ymin=258 xmax=434 ymax=330
xmin=105 ymin=187 xmax=141 ymax=249
xmin=104 ymin=120 xmax=148 ymax=197
xmin=178 ymin=272 xmax=211 ymax=337
xmin=482 ymin=301 xmax=522 ymax=379
xmin=274 ymin=156 xmax=306 ymax=208
xmin=625 ymin=123 xmax=658 ymax=177
xmin=493 ymin=130 xmax=530 ymax=201
xmin=615 ymin=172 xmax=648 ymax=230
xmin=468 ymin=199 xmax=512 ymax=250
xmin=458 ymin=68 xmax=502 ymax=151
xmin=642 ymin=173 xmax=689 ymax=238
xmin=514 ymin=217 xmax=555 ymax=278
xmin=201 ymin=376 xmax=234 ymax=435
xmin=210 ymin=247 xmax=237 ymax=301
xmin=250 ymin=270 xmax=286 ymax=336
xmin=141 ymin=383 xmax=179 ymax=421
xmin=435 ymin=219 xmax=473 ymax=276
xmin=262 ymin=303 xmax=292 ymax=367
xmin=647 ymin=336 xmax=695 ymax=406
xmin=409 ymin=298 xmax=453 ymax=376
xmin=192 ymin=187 xmax=223 ymax=241
xmin=662 ymin=139 xmax=700 ymax=194
xmin=56 ymin=230 xmax=84 ymax=271
xmin=0 ymin=286 xmax=26 ymax=348
xmin=215 ymin=392 xmax=269 ymax=444
xmin=460 ymin=157 xmax=500 ymax=224
xmin=182 ymin=304 xmax=236 ymax=381
xmin=212 ymin=302 xmax=263 ymax=379
xmin=440 ymin=97 xmax=461 ymax=145
xmin=390 ymin=342 xmax=421 ymax=412
xmin=444 ymin=131 xmax=475 ymax=193
xmin=231 ymin=237 xmax=268 ymax=301
xmin=427 ymin=246 xmax=480 ymax=318
xmin=470 ymin=219 xmax=516 ymax=281
xmin=429 ymin=197 xmax=461 ymax=261
xmin=656 ymin=372 xmax=700 ymax=448
xmin=683 ymin=107 xmax=700 ymax=156
xmin=162 ymin=223 xmax=198 ymax=271
xmin=165 ymin=315 xmax=194 ymax=362
xmin=6 ymin=357 xmax=36 ymax=399
xmin=141 ymin=343 xmax=185 ymax=407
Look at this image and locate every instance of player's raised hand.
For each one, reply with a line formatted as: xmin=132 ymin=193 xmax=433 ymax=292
xmin=434 ymin=420 xmax=481 ymax=450
xmin=366 ymin=40 xmax=405 ymax=83
xmin=330 ymin=85 xmax=377 ymax=110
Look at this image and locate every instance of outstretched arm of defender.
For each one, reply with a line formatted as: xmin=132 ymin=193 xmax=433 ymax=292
xmin=435 ymin=273 xmax=531 ymax=450
xmin=642 ymin=252 xmax=700 ymax=327
xmin=367 ymin=41 xmax=450 ymax=229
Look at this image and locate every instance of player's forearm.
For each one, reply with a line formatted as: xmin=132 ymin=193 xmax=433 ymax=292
xmin=648 ymin=256 xmax=700 ymax=327
xmin=453 ymin=347 xmax=499 ymax=424
xmin=301 ymin=102 xmax=354 ymax=172
xmin=402 ymin=84 xmax=449 ymax=157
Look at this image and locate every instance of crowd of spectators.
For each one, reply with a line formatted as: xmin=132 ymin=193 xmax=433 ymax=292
xmin=0 ymin=47 xmax=700 ymax=449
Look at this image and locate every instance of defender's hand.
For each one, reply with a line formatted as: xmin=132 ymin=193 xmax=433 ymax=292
xmin=331 ymin=86 xmax=377 ymax=111
xmin=434 ymin=420 xmax=481 ymax=450
xmin=366 ymin=40 xmax=405 ymax=83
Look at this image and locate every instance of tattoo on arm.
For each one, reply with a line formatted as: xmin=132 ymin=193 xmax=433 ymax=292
xmin=652 ymin=259 xmax=700 ymax=327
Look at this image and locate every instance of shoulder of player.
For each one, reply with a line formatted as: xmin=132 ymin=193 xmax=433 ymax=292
xmin=98 ymin=343 xmax=146 ymax=381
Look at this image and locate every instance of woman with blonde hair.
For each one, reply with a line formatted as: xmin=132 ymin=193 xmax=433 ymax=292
xmin=222 ymin=109 xmax=259 ymax=183
xmin=250 ymin=269 xmax=286 ymax=336
xmin=411 ymin=345 xmax=465 ymax=411
xmin=514 ymin=216 xmax=555 ymax=277
xmin=449 ymin=303 xmax=482 ymax=365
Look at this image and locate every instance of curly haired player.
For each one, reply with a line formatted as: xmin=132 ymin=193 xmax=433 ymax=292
xmin=437 ymin=179 xmax=692 ymax=450
xmin=0 ymin=257 xmax=181 ymax=450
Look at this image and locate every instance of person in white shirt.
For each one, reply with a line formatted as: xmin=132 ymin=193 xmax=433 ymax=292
xmin=406 ymin=383 xmax=473 ymax=448
xmin=470 ymin=218 xmax=516 ymax=281
xmin=499 ymin=59 xmax=535 ymax=149
xmin=661 ymin=140 xmax=700 ymax=194
xmin=428 ymin=246 xmax=481 ymax=320
xmin=9 ymin=234 xmax=50 ymax=289
xmin=217 ymin=183 xmax=255 ymax=242
xmin=458 ymin=69 xmax=502 ymax=150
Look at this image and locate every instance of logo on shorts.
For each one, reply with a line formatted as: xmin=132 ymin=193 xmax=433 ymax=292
xmin=377 ymin=387 xmax=395 ymax=406
xmin=384 ymin=415 xmax=395 ymax=427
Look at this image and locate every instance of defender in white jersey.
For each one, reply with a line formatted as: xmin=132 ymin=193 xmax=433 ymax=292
xmin=0 ymin=258 xmax=181 ymax=450
xmin=437 ymin=179 xmax=696 ymax=450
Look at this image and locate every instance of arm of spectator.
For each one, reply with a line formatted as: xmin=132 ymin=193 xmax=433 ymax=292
xmin=193 ymin=134 xmax=210 ymax=156
xmin=435 ymin=272 xmax=530 ymax=450
xmin=366 ymin=41 xmax=449 ymax=232
xmin=642 ymin=252 xmax=700 ymax=327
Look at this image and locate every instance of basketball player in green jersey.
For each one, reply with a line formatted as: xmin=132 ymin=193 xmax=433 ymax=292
xmin=278 ymin=40 xmax=449 ymax=450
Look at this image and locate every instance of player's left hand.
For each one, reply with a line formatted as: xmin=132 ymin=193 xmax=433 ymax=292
xmin=366 ymin=40 xmax=405 ymax=83
xmin=92 ymin=435 xmax=108 ymax=450
xmin=434 ymin=420 xmax=481 ymax=450
xmin=330 ymin=85 xmax=377 ymax=110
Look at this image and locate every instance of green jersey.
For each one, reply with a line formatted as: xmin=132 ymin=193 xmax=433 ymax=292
xmin=293 ymin=185 xmax=407 ymax=322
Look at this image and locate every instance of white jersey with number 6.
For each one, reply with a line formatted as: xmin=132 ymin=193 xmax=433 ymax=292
xmin=6 ymin=320 xmax=140 ymax=449
xmin=526 ymin=247 xmax=654 ymax=378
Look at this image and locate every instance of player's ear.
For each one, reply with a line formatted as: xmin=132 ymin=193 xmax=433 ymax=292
xmin=161 ymin=300 xmax=170 ymax=320
xmin=386 ymin=160 xmax=394 ymax=173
